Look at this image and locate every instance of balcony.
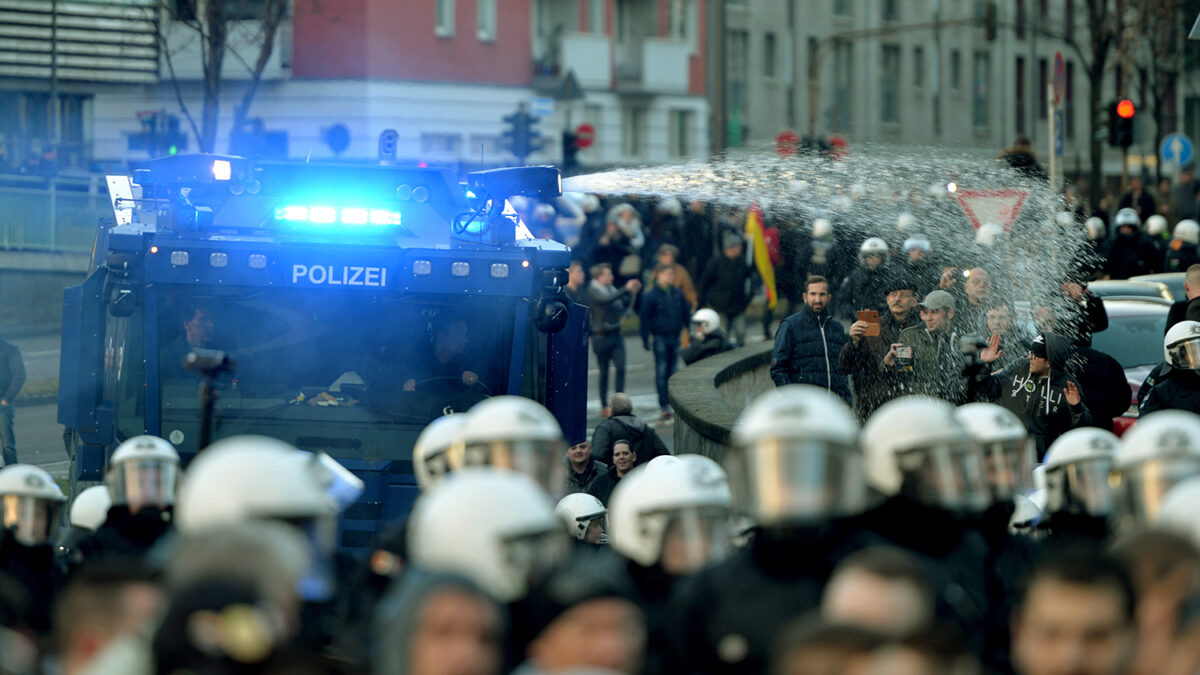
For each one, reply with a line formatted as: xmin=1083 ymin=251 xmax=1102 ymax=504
xmin=534 ymin=31 xmax=612 ymax=92
xmin=615 ymin=37 xmax=690 ymax=94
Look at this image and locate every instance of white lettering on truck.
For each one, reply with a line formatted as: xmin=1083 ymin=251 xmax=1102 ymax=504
xmin=291 ymin=264 xmax=388 ymax=287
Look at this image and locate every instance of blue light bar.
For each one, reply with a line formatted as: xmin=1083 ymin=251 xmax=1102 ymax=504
xmin=272 ymin=205 xmax=403 ymax=227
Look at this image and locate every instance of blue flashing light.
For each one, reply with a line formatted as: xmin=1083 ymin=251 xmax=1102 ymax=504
xmin=277 ymin=205 xmax=309 ymax=221
xmin=341 ymin=208 xmax=369 ymax=225
xmin=212 ymin=159 xmax=232 ymax=181
xmin=309 ymin=206 xmax=338 ymax=224
xmin=369 ymin=209 xmax=401 ymax=225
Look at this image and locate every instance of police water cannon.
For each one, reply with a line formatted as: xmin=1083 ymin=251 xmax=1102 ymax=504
xmin=458 ymin=165 xmax=562 ymax=246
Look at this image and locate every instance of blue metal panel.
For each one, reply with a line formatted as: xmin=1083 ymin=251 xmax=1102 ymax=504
xmin=143 ymin=284 xmax=161 ymax=436
xmin=57 ymin=271 xmax=107 ymax=434
xmin=545 ymin=302 xmax=590 ymax=445
xmin=507 ymin=299 xmax=530 ymax=395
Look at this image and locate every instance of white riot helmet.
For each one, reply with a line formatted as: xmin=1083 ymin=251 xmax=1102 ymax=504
xmin=954 ymin=403 xmax=1036 ymax=501
xmin=69 ymin=485 xmax=112 ymax=531
xmin=1085 ymin=217 xmax=1106 ymax=242
xmin=1111 ymin=410 xmax=1200 ymax=527
xmin=175 ymin=436 xmax=339 ymax=532
xmin=555 ymin=493 xmax=607 ymax=543
xmin=408 ymin=469 xmax=563 ymax=603
xmin=1115 ymin=207 xmax=1140 ymax=229
xmin=657 ymin=198 xmax=683 ymax=216
xmin=1042 ymin=427 xmax=1119 ymax=518
xmin=729 ymin=386 xmax=868 ymax=526
xmin=897 ymin=212 xmax=915 ymax=232
xmin=608 ymin=455 xmax=731 ymax=574
xmin=581 ymin=194 xmax=601 ymax=214
xmin=413 ymin=414 xmax=469 ymax=490
xmin=691 ymin=308 xmax=721 ymax=335
xmin=858 ymin=237 xmax=889 ymax=265
xmin=1009 ymin=494 xmax=1042 ymax=535
xmin=0 ymin=464 xmax=65 ymax=546
xmin=812 ymin=217 xmax=833 ymax=239
xmin=975 ymin=223 xmax=1006 ymax=247
xmin=1156 ymin=477 xmax=1200 ymax=548
xmin=1165 ymin=321 xmax=1200 ymax=371
xmin=449 ymin=396 xmax=566 ymax=496
xmin=861 ymin=396 xmax=990 ymax=514
xmin=1175 ymin=220 xmax=1200 ymax=245
xmin=1147 ymin=214 xmax=1169 ymax=237
xmin=106 ymin=435 xmax=180 ymax=511
xmin=903 ymin=236 xmax=931 ymax=254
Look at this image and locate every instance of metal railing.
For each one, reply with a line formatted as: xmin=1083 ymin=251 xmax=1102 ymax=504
xmin=0 ymin=174 xmax=108 ymax=253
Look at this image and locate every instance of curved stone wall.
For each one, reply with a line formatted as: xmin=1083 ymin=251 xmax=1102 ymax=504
xmin=667 ymin=342 xmax=775 ymax=461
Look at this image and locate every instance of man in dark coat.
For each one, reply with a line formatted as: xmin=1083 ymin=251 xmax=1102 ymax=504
xmin=590 ymin=393 xmax=668 ymax=466
xmin=835 ymin=237 xmax=892 ymax=322
xmin=1166 ymin=264 xmax=1200 ymax=333
xmin=770 ymin=275 xmax=852 ymax=405
xmin=838 ymin=274 xmax=921 ymax=420
xmin=1073 ymin=345 xmax=1132 ymax=432
xmin=1118 ymin=175 xmax=1157 ymax=222
xmin=0 ymin=337 xmax=24 ymax=466
xmin=587 ymin=263 xmax=642 ymax=416
xmin=975 ymin=332 xmax=1092 ymax=459
xmin=698 ymin=233 xmax=752 ymax=347
xmin=1104 ymin=208 xmax=1162 ymax=279
xmin=640 ymin=263 xmax=692 ymax=418
xmin=1139 ymin=320 xmax=1200 ymax=415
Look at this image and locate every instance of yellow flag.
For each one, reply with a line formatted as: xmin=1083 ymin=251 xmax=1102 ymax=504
xmin=745 ymin=204 xmax=777 ymax=309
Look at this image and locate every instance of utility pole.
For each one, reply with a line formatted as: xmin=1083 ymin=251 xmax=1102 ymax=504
xmin=709 ymin=0 xmax=726 ymax=156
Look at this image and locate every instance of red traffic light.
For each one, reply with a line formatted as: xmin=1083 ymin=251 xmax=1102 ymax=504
xmin=1117 ymin=99 xmax=1135 ymax=119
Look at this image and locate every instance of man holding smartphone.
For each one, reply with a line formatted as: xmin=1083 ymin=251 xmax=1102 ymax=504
xmin=885 ymin=290 xmax=967 ymax=403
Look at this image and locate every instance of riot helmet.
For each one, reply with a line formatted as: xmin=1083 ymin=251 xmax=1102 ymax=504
xmin=449 ymin=396 xmax=566 ymax=496
xmin=1146 ymin=214 xmax=1169 ymax=237
xmin=0 ymin=464 xmax=65 ymax=546
xmin=1085 ymin=217 xmax=1106 ymax=242
xmin=106 ymin=435 xmax=180 ymax=512
xmin=413 ymin=413 xmax=469 ymax=491
xmin=1042 ymin=427 xmax=1119 ymax=518
xmin=1111 ymin=410 xmax=1200 ymax=528
xmin=1165 ymin=321 xmax=1200 ymax=372
xmin=1175 ymin=219 xmax=1200 ymax=245
xmin=555 ymin=492 xmax=607 ymax=544
xmin=857 ymin=237 xmax=889 ymax=265
xmin=954 ymin=403 xmax=1036 ymax=501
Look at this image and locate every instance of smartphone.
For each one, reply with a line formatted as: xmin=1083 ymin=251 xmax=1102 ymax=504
xmin=895 ymin=345 xmax=914 ymax=359
xmin=857 ymin=310 xmax=880 ymax=336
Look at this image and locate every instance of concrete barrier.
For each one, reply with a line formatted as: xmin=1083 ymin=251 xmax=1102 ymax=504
xmin=668 ymin=342 xmax=775 ymax=461
xmin=0 ymin=251 xmax=89 ymax=336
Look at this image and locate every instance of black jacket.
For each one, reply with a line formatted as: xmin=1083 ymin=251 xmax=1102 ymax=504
xmin=1104 ymin=233 xmax=1162 ymax=279
xmin=0 ymin=532 xmax=64 ymax=633
xmin=1073 ymin=346 xmax=1131 ymax=431
xmin=1139 ymin=364 xmax=1200 ymax=415
xmin=836 ymin=265 xmax=892 ymax=322
xmin=73 ymin=506 xmax=174 ymax=567
xmin=1166 ymin=296 xmax=1200 ymax=334
xmin=584 ymin=465 xmax=624 ymax=506
xmin=770 ymin=306 xmax=852 ymax=404
xmin=0 ymin=338 xmax=25 ymax=403
xmin=1165 ymin=241 xmax=1200 ymax=274
xmin=976 ymin=333 xmax=1092 ymax=459
xmin=681 ymin=330 xmax=731 ymax=365
xmin=639 ymin=284 xmax=690 ymax=340
xmin=590 ymin=415 xmax=669 ymax=466
xmin=698 ymin=255 xmax=752 ymax=317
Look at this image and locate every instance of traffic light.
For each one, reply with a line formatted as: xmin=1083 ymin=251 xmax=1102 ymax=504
xmin=378 ymin=128 xmax=398 ymax=163
xmin=501 ymin=107 xmax=543 ymax=163
xmin=165 ymin=115 xmax=187 ymax=155
xmin=561 ymin=130 xmax=579 ymax=173
xmin=1109 ymin=99 xmax=1135 ymax=148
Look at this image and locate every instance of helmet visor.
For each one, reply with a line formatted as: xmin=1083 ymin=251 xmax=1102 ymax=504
xmin=1168 ymin=339 xmax=1200 ymax=370
xmin=652 ymin=506 xmax=731 ymax=576
xmin=501 ymin=527 xmax=570 ymax=598
xmin=982 ymin=439 xmax=1037 ymax=500
xmin=106 ymin=459 xmax=179 ymax=510
xmin=726 ymin=440 xmax=869 ymax=525
xmin=897 ymin=442 xmax=990 ymax=513
xmin=1113 ymin=458 xmax=1200 ymax=525
xmin=1045 ymin=458 xmax=1114 ymax=517
xmin=459 ymin=440 xmax=567 ymax=498
xmin=1 ymin=495 xmax=63 ymax=546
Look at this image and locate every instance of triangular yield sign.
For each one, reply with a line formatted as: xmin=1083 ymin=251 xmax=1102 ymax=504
xmin=955 ymin=188 xmax=1029 ymax=232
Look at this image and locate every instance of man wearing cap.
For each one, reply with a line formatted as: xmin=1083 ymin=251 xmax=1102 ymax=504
xmin=885 ymin=289 xmax=967 ymax=403
xmin=838 ymin=274 xmax=922 ymax=420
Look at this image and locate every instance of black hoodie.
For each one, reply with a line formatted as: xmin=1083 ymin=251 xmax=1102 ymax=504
xmin=975 ymin=333 xmax=1092 ymax=459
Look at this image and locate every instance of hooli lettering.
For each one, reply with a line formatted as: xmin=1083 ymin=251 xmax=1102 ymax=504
xmin=291 ymin=264 xmax=388 ymax=287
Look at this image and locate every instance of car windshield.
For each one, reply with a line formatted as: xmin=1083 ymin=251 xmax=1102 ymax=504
xmin=1091 ymin=309 xmax=1167 ymax=369
xmin=154 ymin=287 xmax=520 ymax=459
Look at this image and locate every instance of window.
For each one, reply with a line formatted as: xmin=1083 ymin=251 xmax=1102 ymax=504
xmin=1038 ymin=58 xmax=1047 ymax=118
xmin=764 ymin=32 xmax=776 ymax=78
xmin=883 ymin=0 xmax=898 ymax=22
xmin=834 ymin=0 xmax=850 ymax=16
xmin=669 ymin=0 xmax=699 ymax=52
xmin=476 ymin=0 xmax=495 ymax=41
xmin=623 ymin=107 xmax=647 ymax=157
xmin=436 ymin=0 xmax=455 ymax=37
xmin=974 ymin=50 xmax=991 ymax=128
xmin=833 ymin=40 xmax=853 ymax=131
xmin=1066 ymin=61 xmax=1075 ymax=137
xmin=951 ymin=50 xmax=961 ymax=90
xmin=1039 ymin=0 xmax=1047 ymax=19
xmin=727 ymin=30 xmax=749 ymax=120
xmin=420 ymin=132 xmax=462 ymax=156
xmin=881 ymin=44 xmax=900 ymax=124
xmin=1015 ymin=0 xmax=1025 ymax=39
xmin=913 ymin=46 xmax=924 ymax=88
xmin=589 ymin=0 xmax=605 ymax=33
xmin=1064 ymin=0 xmax=1074 ymax=39
xmin=1015 ymin=57 xmax=1025 ymax=133
xmin=669 ymin=109 xmax=693 ymax=157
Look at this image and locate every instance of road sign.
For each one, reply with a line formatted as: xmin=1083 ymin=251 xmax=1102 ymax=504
xmin=1053 ymin=109 xmax=1064 ymax=157
xmin=1053 ymin=51 xmax=1065 ymax=106
xmin=575 ymin=122 xmax=595 ymax=149
xmin=1161 ymin=132 xmax=1195 ymax=167
xmin=955 ymin=189 xmax=1030 ymax=233
xmin=775 ymin=129 xmax=800 ymax=156
xmin=556 ymin=70 xmax=585 ymax=102
xmin=530 ymin=96 xmax=555 ymax=117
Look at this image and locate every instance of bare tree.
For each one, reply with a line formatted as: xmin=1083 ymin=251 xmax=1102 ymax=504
xmin=154 ymin=0 xmax=289 ymax=154
xmin=1126 ymin=0 xmax=1183 ymax=184
xmin=1064 ymin=0 xmax=1121 ymax=210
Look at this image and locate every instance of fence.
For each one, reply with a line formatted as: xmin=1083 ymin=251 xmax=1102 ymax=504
xmin=0 ymin=174 xmax=110 ymax=253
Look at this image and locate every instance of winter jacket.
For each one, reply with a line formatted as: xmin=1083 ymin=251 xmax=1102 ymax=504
xmin=1139 ymin=364 xmax=1200 ymax=415
xmin=590 ymin=415 xmax=669 ymax=466
xmin=1073 ymin=346 xmax=1132 ymax=430
xmin=1001 ymin=149 xmax=1049 ymax=182
xmin=681 ymin=330 xmax=732 ymax=365
xmin=975 ymin=333 xmax=1092 ymax=459
xmin=587 ymin=280 xmax=634 ymax=335
xmin=770 ymin=306 xmax=852 ymax=404
xmin=0 ymin=338 xmax=24 ymax=403
xmin=698 ymin=256 xmax=752 ymax=317
xmin=1165 ymin=240 xmax=1200 ymax=274
xmin=836 ymin=265 xmax=892 ymax=322
xmin=585 ymin=464 xmax=624 ymax=506
xmin=1119 ymin=190 xmax=1158 ymax=222
xmin=1167 ymin=296 xmax=1200 ymax=334
xmin=895 ymin=324 xmax=967 ymax=403
xmin=1104 ymin=233 xmax=1163 ymax=279
xmin=837 ymin=309 xmax=921 ymax=420
xmin=565 ymin=456 xmax=608 ymax=494
xmin=639 ymin=284 xmax=690 ymax=341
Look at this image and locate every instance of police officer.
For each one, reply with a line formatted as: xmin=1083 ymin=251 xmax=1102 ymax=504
xmin=664 ymin=386 xmax=873 ymax=675
xmin=1139 ymin=320 xmax=1200 ymax=414
xmin=1037 ymin=427 xmax=1120 ymax=542
xmin=0 ymin=464 xmax=66 ymax=633
xmin=1109 ymin=410 xmax=1200 ymax=535
xmin=449 ymin=396 xmax=568 ymax=497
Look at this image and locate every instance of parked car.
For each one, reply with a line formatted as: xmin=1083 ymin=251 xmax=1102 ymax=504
xmin=1088 ymin=279 xmax=1175 ymax=302
xmin=1091 ymin=299 xmax=1170 ymax=435
xmin=1129 ymin=273 xmax=1186 ymax=302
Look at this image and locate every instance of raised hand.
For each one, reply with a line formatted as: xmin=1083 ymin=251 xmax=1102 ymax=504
xmin=980 ymin=333 xmax=1003 ymax=363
